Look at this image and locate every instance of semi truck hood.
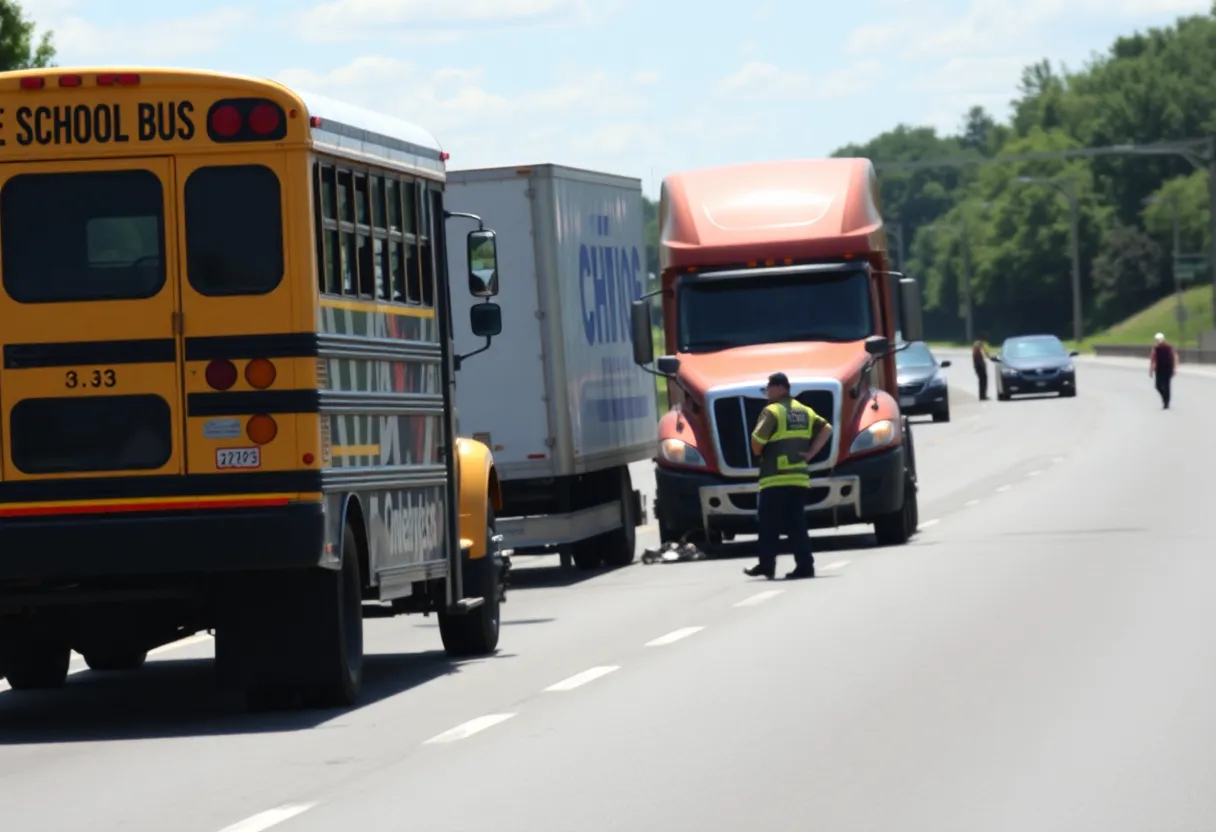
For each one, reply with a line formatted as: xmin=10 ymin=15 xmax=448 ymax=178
xmin=676 ymin=342 xmax=868 ymax=394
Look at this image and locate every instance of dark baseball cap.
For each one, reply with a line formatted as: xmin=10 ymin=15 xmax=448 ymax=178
xmin=763 ymin=372 xmax=790 ymax=391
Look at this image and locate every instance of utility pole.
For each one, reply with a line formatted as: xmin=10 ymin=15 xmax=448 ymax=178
xmin=1016 ymin=176 xmax=1083 ymax=343
xmin=959 ymin=230 xmax=974 ymax=344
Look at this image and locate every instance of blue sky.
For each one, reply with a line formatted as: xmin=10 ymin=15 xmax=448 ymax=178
xmin=24 ymin=0 xmax=1209 ymax=197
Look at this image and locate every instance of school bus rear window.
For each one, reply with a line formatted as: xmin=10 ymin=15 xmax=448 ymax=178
xmin=184 ymin=164 xmax=284 ymax=296
xmin=0 ymin=169 xmax=165 ymax=304
xmin=10 ymin=394 xmax=173 ymax=475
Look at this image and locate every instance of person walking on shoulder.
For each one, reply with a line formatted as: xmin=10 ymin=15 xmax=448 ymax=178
xmin=972 ymin=335 xmax=992 ymax=400
xmin=1150 ymin=332 xmax=1178 ymax=409
xmin=744 ymin=372 xmax=833 ymax=581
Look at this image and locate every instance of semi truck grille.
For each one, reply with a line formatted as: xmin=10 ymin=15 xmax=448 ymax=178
xmin=711 ymin=389 xmax=836 ymax=473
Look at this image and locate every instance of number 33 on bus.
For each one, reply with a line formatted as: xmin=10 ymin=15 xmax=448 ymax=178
xmin=0 ymin=67 xmax=508 ymax=712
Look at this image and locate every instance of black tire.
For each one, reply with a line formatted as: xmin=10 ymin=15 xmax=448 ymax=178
xmin=254 ymin=523 xmax=364 ymax=710
xmin=0 ymin=625 xmax=71 ymax=691
xmin=601 ymin=468 xmax=638 ymax=568
xmin=84 ymin=648 xmax=148 ymax=672
xmin=873 ymin=472 xmax=917 ymax=546
xmin=1061 ymin=388 xmax=1076 ymax=398
xmin=997 ymin=391 xmax=1010 ymax=401
xmin=571 ymin=542 xmax=604 ymax=571
xmin=932 ymin=403 xmax=950 ymax=423
xmin=439 ymin=506 xmax=503 ymax=657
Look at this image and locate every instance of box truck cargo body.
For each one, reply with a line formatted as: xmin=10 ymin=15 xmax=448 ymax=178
xmin=446 ymin=164 xmax=656 ymax=569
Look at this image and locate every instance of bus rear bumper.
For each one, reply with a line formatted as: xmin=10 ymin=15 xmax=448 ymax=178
xmin=0 ymin=502 xmax=327 ymax=581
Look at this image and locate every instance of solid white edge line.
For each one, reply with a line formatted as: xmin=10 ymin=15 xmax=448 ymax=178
xmin=645 ymin=626 xmax=704 ymax=647
xmin=734 ymin=589 xmax=784 ymax=608
xmin=821 ymin=560 xmax=851 ymax=571
xmin=217 ymin=803 xmax=317 ymax=832
xmin=919 ymin=518 xmax=940 ymax=528
xmin=544 ymin=665 xmax=620 ymax=692
xmin=424 ymin=713 xmax=516 ymax=744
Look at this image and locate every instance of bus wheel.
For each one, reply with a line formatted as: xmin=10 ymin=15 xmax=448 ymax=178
xmin=440 ymin=506 xmax=502 ymax=657
xmin=298 ymin=523 xmax=365 ymax=709
xmin=83 ymin=648 xmax=148 ymax=672
xmin=0 ymin=622 xmax=71 ymax=691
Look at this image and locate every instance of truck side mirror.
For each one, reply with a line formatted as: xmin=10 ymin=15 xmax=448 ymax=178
xmin=656 ymin=355 xmax=680 ymax=375
xmin=631 ymin=299 xmax=653 ymax=366
xmin=898 ymin=277 xmax=924 ymax=343
xmin=467 ymin=229 xmax=499 ymax=297
xmin=940 ymin=359 xmax=952 ymax=368
xmin=470 ymin=301 xmax=502 ymax=338
xmin=865 ymin=335 xmax=889 ymax=356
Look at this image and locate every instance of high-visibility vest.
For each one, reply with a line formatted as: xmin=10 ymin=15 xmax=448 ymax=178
xmin=753 ymin=398 xmax=817 ymax=489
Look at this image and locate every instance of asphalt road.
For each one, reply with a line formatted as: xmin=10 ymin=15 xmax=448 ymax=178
xmin=2 ymin=353 xmax=1213 ymax=832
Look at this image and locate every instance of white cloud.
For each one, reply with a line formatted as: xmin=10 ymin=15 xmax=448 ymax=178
xmin=47 ymin=7 xmax=252 ymax=63
xmin=276 ymin=55 xmax=654 ymax=167
xmin=293 ymin=0 xmax=603 ymax=43
xmin=717 ymin=60 xmax=883 ymax=101
xmin=632 ymin=70 xmax=660 ymax=85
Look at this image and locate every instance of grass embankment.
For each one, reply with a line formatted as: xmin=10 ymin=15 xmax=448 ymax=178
xmin=925 ymin=284 xmax=1213 ymax=353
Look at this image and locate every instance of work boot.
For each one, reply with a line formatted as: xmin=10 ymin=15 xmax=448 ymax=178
xmin=743 ymin=564 xmax=774 ymax=580
xmin=785 ymin=565 xmax=815 ymax=580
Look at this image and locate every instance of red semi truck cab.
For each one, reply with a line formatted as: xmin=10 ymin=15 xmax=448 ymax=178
xmin=629 ymin=158 xmax=927 ymax=547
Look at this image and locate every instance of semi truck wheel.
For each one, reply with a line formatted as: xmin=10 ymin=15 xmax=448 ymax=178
xmin=873 ymin=470 xmax=917 ymax=546
xmin=440 ymin=506 xmax=503 ymax=656
xmin=84 ymin=648 xmax=148 ymax=672
xmin=0 ymin=622 xmax=71 ymax=691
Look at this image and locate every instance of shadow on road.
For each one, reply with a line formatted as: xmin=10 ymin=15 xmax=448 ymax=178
xmin=707 ymin=531 xmax=877 ymax=559
xmin=507 ymin=560 xmax=631 ymax=590
xmin=0 ymin=648 xmax=513 ymax=744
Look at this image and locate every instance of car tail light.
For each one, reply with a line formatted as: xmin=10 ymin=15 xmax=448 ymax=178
xmin=206 ymin=98 xmax=288 ymax=142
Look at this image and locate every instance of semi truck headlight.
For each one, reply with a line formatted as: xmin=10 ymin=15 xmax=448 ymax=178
xmin=659 ymin=438 xmax=706 ymax=467
xmin=849 ymin=419 xmax=897 ymax=454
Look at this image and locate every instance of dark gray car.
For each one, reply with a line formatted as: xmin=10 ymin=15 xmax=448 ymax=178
xmin=896 ymin=341 xmax=951 ymax=422
xmin=992 ymin=334 xmax=1079 ymax=400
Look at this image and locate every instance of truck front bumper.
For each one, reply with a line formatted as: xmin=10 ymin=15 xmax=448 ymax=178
xmin=655 ymin=446 xmax=906 ymax=537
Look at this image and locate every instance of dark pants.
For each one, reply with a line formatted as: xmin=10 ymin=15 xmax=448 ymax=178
xmin=1155 ymin=372 xmax=1172 ymax=408
xmin=756 ymin=486 xmax=813 ymax=573
xmin=975 ymin=367 xmax=988 ymax=400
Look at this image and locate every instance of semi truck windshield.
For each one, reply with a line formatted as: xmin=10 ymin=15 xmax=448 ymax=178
xmin=676 ymin=269 xmax=874 ymax=352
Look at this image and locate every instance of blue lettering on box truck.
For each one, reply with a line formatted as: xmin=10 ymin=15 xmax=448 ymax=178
xmin=580 ymin=212 xmax=643 ymax=346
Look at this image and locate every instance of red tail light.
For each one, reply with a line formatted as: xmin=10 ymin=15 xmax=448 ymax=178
xmin=205 ymin=359 xmax=238 ymax=391
xmin=97 ymin=73 xmax=140 ymax=86
xmin=58 ymin=74 xmax=82 ymax=87
xmin=206 ymin=98 xmax=287 ymax=143
xmin=19 ymin=77 xmax=44 ymax=90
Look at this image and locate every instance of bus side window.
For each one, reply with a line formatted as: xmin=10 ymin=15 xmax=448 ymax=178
xmin=372 ymin=175 xmax=391 ymax=301
xmin=403 ymin=178 xmax=422 ymax=305
xmin=388 ymin=178 xmax=406 ymax=303
xmin=420 ymin=184 xmax=435 ymax=308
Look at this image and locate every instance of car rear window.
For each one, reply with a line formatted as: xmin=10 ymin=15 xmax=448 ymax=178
xmin=1 ymin=169 xmax=166 ymax=303
xmin=9 ymin=395 xmax=173 ymax=474
xmin=184 ymin=164 xmax=284 ymax=296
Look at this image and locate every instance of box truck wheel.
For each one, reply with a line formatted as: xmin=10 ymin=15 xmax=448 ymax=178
xmin=440 ymin=506 xmax=503 ymax=656
xmin=83 ymin=647 xmax=148 ymax=672
xmin=600 ymin=467 xmax=638 ymax=568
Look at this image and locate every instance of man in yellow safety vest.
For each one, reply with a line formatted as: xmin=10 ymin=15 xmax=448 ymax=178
xmin=743 ymin=372 xmax=833 ymax=580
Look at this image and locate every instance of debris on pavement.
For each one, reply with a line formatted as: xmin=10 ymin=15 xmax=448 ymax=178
xmin=641 ymin=541 xmax=707 ymax=564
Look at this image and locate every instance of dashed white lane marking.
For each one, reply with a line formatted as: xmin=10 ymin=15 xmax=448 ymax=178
xmin=217 ymin=803 xmax=317 ymax=832
xmin=424 ymin=713 xmax=516 ymax=744
xmin=1026 ymin=470 xmax=1042 ymax=477
xmin=821 ymin=560 xmax=851 ymax=571
xmin=734 ymin=589 xmax=784 ymax=608
xmin=965 ymin=499 xmax=981 ymax=507
xmin=1052 ymin=456 xmax=1066 ymax=464
xmin=545 ymin=666 xmax=620 ymax=692
xmin=919 ymin=518 xmax=940 ymax=529
xmin=995 ymin=484 xmax=1012 ymax=493
xmin=645 ymin=626 xmax=704 ymax=647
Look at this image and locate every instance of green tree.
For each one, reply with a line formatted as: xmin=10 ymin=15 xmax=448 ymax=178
xmin=0 ymin=1 xmax=54 ymax=70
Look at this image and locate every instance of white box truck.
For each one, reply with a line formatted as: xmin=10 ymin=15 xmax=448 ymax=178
xmin=445 ymin=164 xmax=655 ymax=570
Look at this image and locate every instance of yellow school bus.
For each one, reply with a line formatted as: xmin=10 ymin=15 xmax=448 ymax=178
xmin=0 ymin=66 xmax=509 ymax=710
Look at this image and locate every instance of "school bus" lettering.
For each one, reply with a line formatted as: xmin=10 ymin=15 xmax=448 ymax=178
xmin=11 ymin=101 xmax=195 ymax=147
